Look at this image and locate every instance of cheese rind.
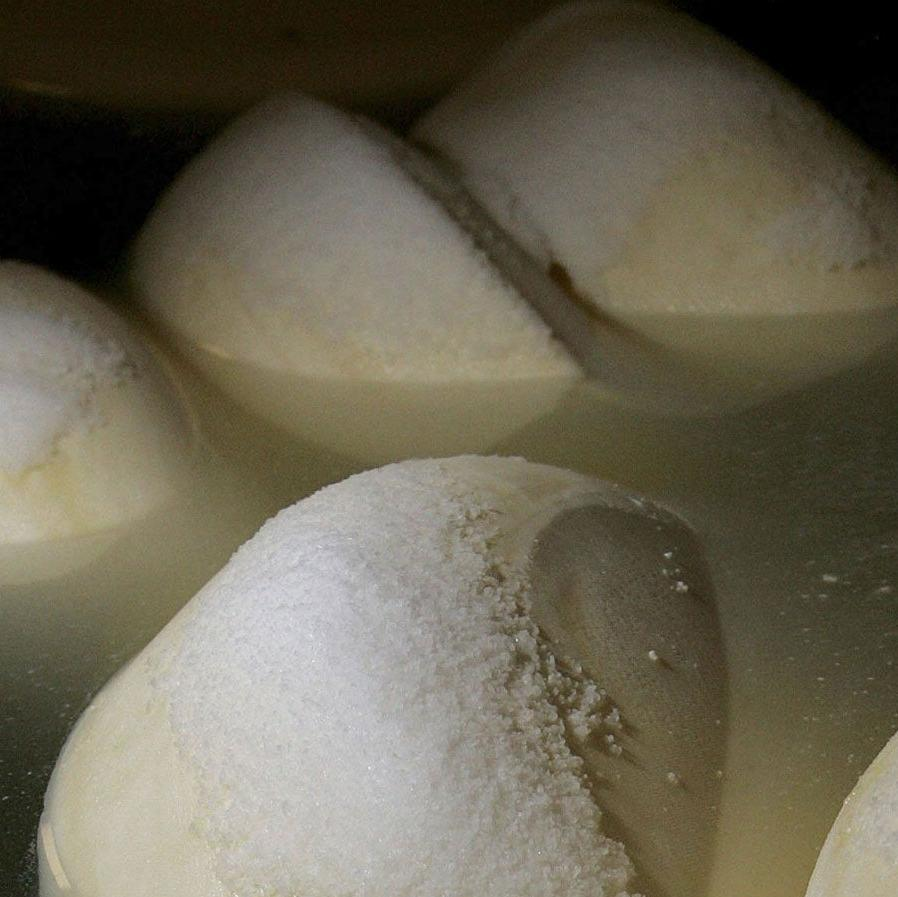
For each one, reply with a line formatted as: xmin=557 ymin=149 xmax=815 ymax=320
xmin=131 ymin=95 xmax=579 ymax=460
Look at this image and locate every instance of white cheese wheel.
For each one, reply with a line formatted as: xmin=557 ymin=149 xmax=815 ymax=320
xmin=416 ymin=0 xmax=898 ymax=392
xmin=0 ymin=262 xmax=192 ymax=556
xmin=40 ymin=456 xmax=725 ymax=897
xmin=132 ymin=95 xmax=578 ymax=462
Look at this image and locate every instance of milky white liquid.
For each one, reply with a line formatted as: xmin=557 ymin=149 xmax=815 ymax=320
xmin=21 ymin=309 xmax=898 ymax=897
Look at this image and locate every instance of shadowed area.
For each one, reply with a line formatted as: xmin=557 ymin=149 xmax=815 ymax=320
xmin=530 ymin=503 xmax=726 ymax=897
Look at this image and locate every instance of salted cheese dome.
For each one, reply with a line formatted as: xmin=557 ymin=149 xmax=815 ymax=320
xmin=805 ymin=727 xmax=898 ymax=897
xmin=416 ymin=0 xmax=898 ymax=387
xmin=132 ymin=95 xmax=578 ymax=462
xmin=39 ymin=456 xmax=725 ymax=897
xmin=0 ymin=262 xmax=192 ymax=551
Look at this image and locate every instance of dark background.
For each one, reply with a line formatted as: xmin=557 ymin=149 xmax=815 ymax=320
xmin=0 ymin=0 xmax=895 ymax=279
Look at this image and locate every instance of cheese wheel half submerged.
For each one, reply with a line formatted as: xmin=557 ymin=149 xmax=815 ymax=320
xmin=0 ymin=262 xmax=193 ymax=579
xmin=132 ymin=96 xmax=579 ymax=463
xmin=40 ymin=456 xmax=725 ymax=897
xmin=416 ymin=0 xmax=898 ymax=395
